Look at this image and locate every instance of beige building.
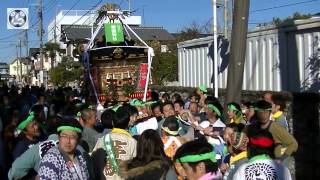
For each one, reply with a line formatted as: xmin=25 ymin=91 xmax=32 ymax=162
xmin=9 ymin=58 xmax=32 ymax=83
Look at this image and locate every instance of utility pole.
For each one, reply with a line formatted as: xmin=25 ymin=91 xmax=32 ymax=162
xmin=52 ymin=5 xmax=58 ymax=69
xmin=54 ymin=7 xmax=57 ymax=43
xmin=16 ymin=45 xmax=18 ymax=82
xmin=38 ymin=0 xmax=44 ymax=70
xmin=25 ymin=30 xmax=29 ymax=83
xmin=225 ymin=0 xmax=250 ymax=106
xmin=212 ymin=0 xmax=218 ymax=98
xmin=224 ymin=0 xmax=228 ymax=38
xmin=19 ymin=39 xmax=22 ymax=82
xmin=142 ymin=5 xmax=146 ymax=25
xmin=128 ymin=0 xmax=131 ymax=16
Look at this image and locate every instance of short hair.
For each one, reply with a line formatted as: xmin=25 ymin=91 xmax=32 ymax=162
xmin=174 ymin=138 xmax=218 ymax=173
xmin=162 ymin=116 xmax=180 ymax=132
xmin=254 ymin=100 xmax=272 ymax=111
xmin=190 ymin=93 xmax=200 ymax=102
xmin=271 ymin=94 xmax=286 ymax=111
xmin=151 ymin=102 xmax=162 ymax=112
xmin=151 ymin=91 xmax=159 ymax=102
xmin=161 ymin=101 xmax=174 ymax=113
xmin=206 ymin=100 xmax=223 ymax=118
xmin=31 ymin=104 xmax=45 ymax=122
xmin=52 ymin=100 xmax=66 ymax=114
xmin=100 ymin=109 xmax=115 ymax=129
xmin=226 ymin=122 xmax=245 ymax=133
xmin=113 ymin=107 xmax=131 ymax=129
xmin=81 ymin=108 xmax=94 ymax=121
xmin=58 ymin=116 xmax=83 ymax=138
xmin=119 ymin=104 xmax=138 ymax=116
xmin=172 ymin=93 xmax=182 ymax=101
xmin=205 ymin=96 xmax=220 ymax=105
xmin=174 ymin=99 xmax=184 ymax=108
xmin=242 ymin=101 xmax=253 ymax=109
xmin=227 ymin=102 xmax=242 ymax=116
xmin=246 ymin=125 xmax=275 ymax=159
xmin=162 ymin=93 xmax=170 ymax=101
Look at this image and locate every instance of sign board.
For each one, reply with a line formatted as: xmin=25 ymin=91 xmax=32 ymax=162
xmin=104 ymin=23 xmax=124 ymax=43
xmin=7 ymin=8 xmax=29 ymax=29
xmin=138 ymin=63 xmax=148 ymax=89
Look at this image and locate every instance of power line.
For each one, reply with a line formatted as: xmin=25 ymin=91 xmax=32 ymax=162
xmin=0 ymin=40 xmax=40 ymax=43
xmin=44 ymin=0 xmax=58 ymax=11
xmin=54 ymin=0 xmax=81 ymax=25
xmin=45 ymin=0 xmax=82 ymax=38
xmin=0 ymin=19 xmax=41 ymax=41
xmin=46 ymin=0 xmax=103 ymax=39
xmin=250 ymin=0 xmax=319 ymax=13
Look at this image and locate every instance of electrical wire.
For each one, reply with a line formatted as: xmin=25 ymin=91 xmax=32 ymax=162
xmin=0 ymin=19 xmax=41 ymax=41
xmin=250 ymin=0 xmax=319 ymax=13
xmin=46 ymin=0 xmax=103 ymax=38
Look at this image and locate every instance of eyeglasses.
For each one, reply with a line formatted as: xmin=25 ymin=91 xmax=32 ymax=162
xmin=59 ymin=134 xmax=78 ymax=141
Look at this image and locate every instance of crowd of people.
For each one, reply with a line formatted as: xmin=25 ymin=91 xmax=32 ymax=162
xmin=0 ymin=84 xmax=298 ymax=180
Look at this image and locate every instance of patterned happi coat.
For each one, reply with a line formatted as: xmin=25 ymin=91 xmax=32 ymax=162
xmin=232 ymin=157 xmax=292 ymax=180
xmin=38 ymin=146 xmax=89 ymax=180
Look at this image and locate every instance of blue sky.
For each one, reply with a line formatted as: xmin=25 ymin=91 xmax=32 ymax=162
xmin=0 ymin=0 xmax=320 ymax=63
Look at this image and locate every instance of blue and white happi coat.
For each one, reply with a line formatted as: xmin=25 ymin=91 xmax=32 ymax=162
xmin=38 ymin=146 xmax=89 ymax=180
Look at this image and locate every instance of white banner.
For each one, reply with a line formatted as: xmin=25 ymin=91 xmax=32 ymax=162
xmin=7 ymin=8 xmax=29 ymax=29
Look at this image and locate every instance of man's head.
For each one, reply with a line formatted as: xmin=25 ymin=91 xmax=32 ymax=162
xmin=174 ymin=139 xmax=218 ymax=180
xmin=263 ymin=92 xmax=273 ymax=103
xmin=151 ymin=102 xmax=163 ymax=120
xmin=112 ymin=106 xmax=133 ymax=129
xmin=81 ymin=108 xmax=97 ymax=128
xmin=100 ymin=109 xmax=115 ymax=129
xmin=227 ymin=102 xmax=242 ymax=120
xmin=224 ymin=123 xmax=247 ymax=154
xmin=161 ymin=93 xmax=170 ymax=103
xmin=241 ymin=101 xmax=255 ymax=119
xmin=271 ymin=94 xmax=286 ymax=114
xmin=204 ymin=100 xmax=223 ymax=120
xmin=246 ymin=125 xmax=275 ymax=159
xmin=254 ymin=100 xmax=272 ymax=125
xmin=188 ymin=102 xmax=199 ymax=115
xmin=190 ymin=93 xmax=200 ymax=103
xmin=17 ymin=112 xmax=40 ymax=140
xmin=161 ymin=101 xmax=175 ymax=118
xmin=162 ymin=115 xmax=181 ymax=137
xmin=172 ymin=93 xmax=182 ymax=103
xmin=37 ymin=93 xmax=46 ymax=105
xmin=57 ymin=117 xmax=83 ymax=154
xmin=196 ymin=85 xmax=207 ymax=97
xmin=119 ymin=104 xmax=138 ymax=127
xmin=174 ymin=99 xmax=184 ymax=115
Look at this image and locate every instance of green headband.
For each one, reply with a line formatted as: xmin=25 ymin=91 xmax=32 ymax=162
xmin=161 ymin=126 xmax=181 ymax=136
xmin=143 ymin=101 xmax=157 ymax=106
xmin=177 ymin=152 xmax=217 ymax=163
xmin=254 ymin=107 xmax=272 ymax=112
xmin=17 ymin=112 xmax=35 ymax=130
xmin=207 ymin=104 xmax=221 ymax=117
xmin=228 ymin=104 xmax=241 ymax=113
xmin=75 ymin=103 xmax=84 ymax=108
xmin=57 ymin=126 xmax=82 ymax=133
xmin=199 ymin=85 xmax=207 ymax=93
xmin=131 ymin=99 xmax=144 ymax=107
xmin=112 ymin=104 xmax=122 ymax=112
